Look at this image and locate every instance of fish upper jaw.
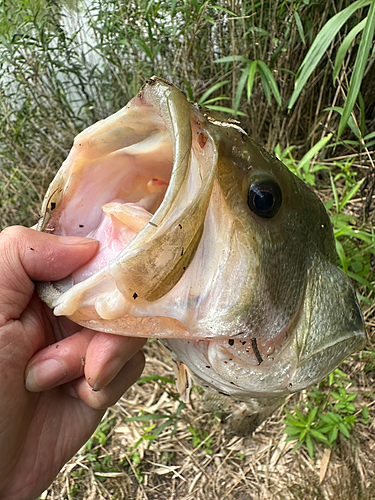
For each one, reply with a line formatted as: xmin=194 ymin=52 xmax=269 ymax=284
xmin=37 ymin=78 xmax=220 ymax=332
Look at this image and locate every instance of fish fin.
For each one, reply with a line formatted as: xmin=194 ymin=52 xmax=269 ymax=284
xmin=172 ymin=360 xmax=192 ymax=403
xmin=227 ymin=406 xmax=270 ymax=436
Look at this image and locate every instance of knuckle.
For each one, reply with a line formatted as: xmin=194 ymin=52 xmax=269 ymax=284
xmin=0 ymin=226 xmax=28 ymax=254
xmin=87 ymin=391 xmax=114 ymax=410
xmin=0 ymin=225 xmax=25 ymax=240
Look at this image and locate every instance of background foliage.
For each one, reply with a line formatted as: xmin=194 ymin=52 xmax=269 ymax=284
xmin=1 ymin=0 xmax=374 ymax=228
xmin=0 ymin=0 xmax=374 ymax=495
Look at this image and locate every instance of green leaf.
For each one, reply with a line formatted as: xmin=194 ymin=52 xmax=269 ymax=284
xmin=294 ymin=407 xmax=307 ymax=423
xmin=310 ymin=429 xmax=330 ymax=443
xmin=137 ymin=375 xmax=174 ymax=385
xmin=257 ymin=60 xmax=282 ymax=106
xmin=364 ymin=130 xmax=375 ymax=141
xmin=235 ymin=68 xmax=249 ymax=111
xmin=333 ymin=19 xmax=366 ymax=80
xmin=346 ymin=270 xmax=375 ymax=293
xmin=362 ymin=406 xmax=370 ymax=421
xmin=246 ymin=26 xmax=271 ymax=37
xmin=247 ymin=60 xmax=258 ymax=101
xmin=338 ymin=2 xmax=375 ymax=139
xmin=198 ymin=80 xmax=230 ymax=105
xmin=215 ymin=55 xmax=251 ymax=64
xmin=338 ymin=422 xmax=350 ymax=438
xmin=199 ymin=96 xmax=231 ymax=105
xmin=284 ymin=409 xmax=299 ymax=421
xmin=259 ymin=69 xmax=271 ymax=104
xmin=347 ymin=394 xmax=357 ymax=402
xmin=145 ymin=0 xmax=155 ymax=16
xmin=125 ymin=414 xmax=168 ymax=422
xmin=328 ymin=425 xmax=339 ymax=443
xmin=285 ymin=435 xmax=300 ymax=442
xmin=288 ymin=0 xmax=373 ymax=110
xmin=204 ymin=105 xmax=247 ymax=116
xmin=210 ymin=5 xmax=237 ymax=16
xmin=294 ymin=11 xmax=306 ymax=46
xmin=336 ymin=239 xmax=348 ymax=272
xmin=324 ymin=412 xmax=340 ymax=424
xmin=284 ymin=426 xmax=305 ymax=435
xmin=325 ymin=106 xmax=361 ymax=138
xmin=298 ymin=134 xmax=332 ymax=173
xmin=170 ymin=0 xmax=178 ymax=19
xmin=307 ymin=407 xmax=318 ymax=425
xmin=306 ymin=433 xmax=314 ymax=458
xmin=338 ymin=178 xmax=365 ymax=211
xmin=300 ymin=428 xmax=308 ymax=440
xmin=330 ymin=173 xmax=340 ymax=213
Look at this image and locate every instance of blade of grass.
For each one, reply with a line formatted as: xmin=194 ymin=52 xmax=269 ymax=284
xmin=333 ymin=19 xmax=366 ymax=81
xmin=298 ymin=134 xmax=332 ymax=173
xmin=205 ymin=105 xmax=247 ymax=116
xmin=338 ymin=2 xmax=375 ymax=139
xmin=288 ymin=0 xmax=372 ymax=110
xmin=198 ymin=80 xmax=230 ymax=105
xmin=234 ymin=68 xmax=249 ymax=111
xmin=247 ymin=60 xmax=257 ymax=100
xmin=257 ymin=60 xmax=282 ymax=106
xmin=215 ymin=55 xmax=251 ymax=64
xmin=294 ymin=11 xmax=306 ymax=46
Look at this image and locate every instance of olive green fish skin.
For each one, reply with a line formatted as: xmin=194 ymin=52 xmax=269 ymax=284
xmin=36 ymin=77 xmax=365 ymax=430
xmin=208 ymin=123 xmax=338 ymax=343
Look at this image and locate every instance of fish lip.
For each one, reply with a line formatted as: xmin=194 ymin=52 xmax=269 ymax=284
xmin=37 ymin=77 xmax=217 ymax=322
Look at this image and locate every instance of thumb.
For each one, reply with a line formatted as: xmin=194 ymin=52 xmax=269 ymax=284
xmin=0 ymin=226 xmax=99 ymax=319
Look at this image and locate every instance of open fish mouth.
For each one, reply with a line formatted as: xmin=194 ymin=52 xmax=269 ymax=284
xmin=38 ymin=77 xmax=218 ymax=338
xmin=37 ymin=76 xmax=365 ymax=404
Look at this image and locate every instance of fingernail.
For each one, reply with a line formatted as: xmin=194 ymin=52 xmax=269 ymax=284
xmin=92 ymin=357 xmax=125 ymax=392
xmin=58 ymin=236 xmax=98 ymax=245
xmin=26 ymin=358 xmax=67 ymax=392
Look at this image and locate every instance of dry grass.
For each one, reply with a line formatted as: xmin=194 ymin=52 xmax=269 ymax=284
xmin=40 ymin=338 xmax=375 ymax=500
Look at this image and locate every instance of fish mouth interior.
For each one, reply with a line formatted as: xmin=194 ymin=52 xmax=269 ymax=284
xmin=48 ymin=106 xmax=175 ymax=284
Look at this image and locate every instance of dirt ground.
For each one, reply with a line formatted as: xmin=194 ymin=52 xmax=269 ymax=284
xmin=41 ymin=337 xmax=375 ymax=500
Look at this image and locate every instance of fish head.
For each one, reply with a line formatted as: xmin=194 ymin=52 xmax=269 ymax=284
xmin=37 ymin=77 xmax=365 ymax=403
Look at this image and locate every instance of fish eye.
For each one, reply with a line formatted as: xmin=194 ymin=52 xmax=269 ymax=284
xmin=247 ymin=180 xmax=282 ymax=218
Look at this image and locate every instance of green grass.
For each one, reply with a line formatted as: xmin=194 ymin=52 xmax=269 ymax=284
xmin=284 ymin=368 xmax=371 ymax=459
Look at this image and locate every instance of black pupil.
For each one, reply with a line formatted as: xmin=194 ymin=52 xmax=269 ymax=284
xmin=254 ymin=190 xmax=274 ymax=212
xmin=248 ymin=180 xmax=282 ymax=219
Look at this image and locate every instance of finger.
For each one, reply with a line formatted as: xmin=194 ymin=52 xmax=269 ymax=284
xmin=84 ymin=333 xmax=147 ymax=391
xmin=0 ymin=226 xmax=99 ymax=320
xmin=25 ymin=329 xmax=96 ymax=392
xmin=63 ymin=350 xmax=145 ymax=410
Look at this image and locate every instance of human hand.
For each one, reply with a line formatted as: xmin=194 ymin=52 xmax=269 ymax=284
xmin=0 ymin=226 xmax=146 ymax=500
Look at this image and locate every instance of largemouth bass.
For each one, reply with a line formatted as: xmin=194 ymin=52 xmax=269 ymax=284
xmin=37 ymin=77 xmax=365 ymax=431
